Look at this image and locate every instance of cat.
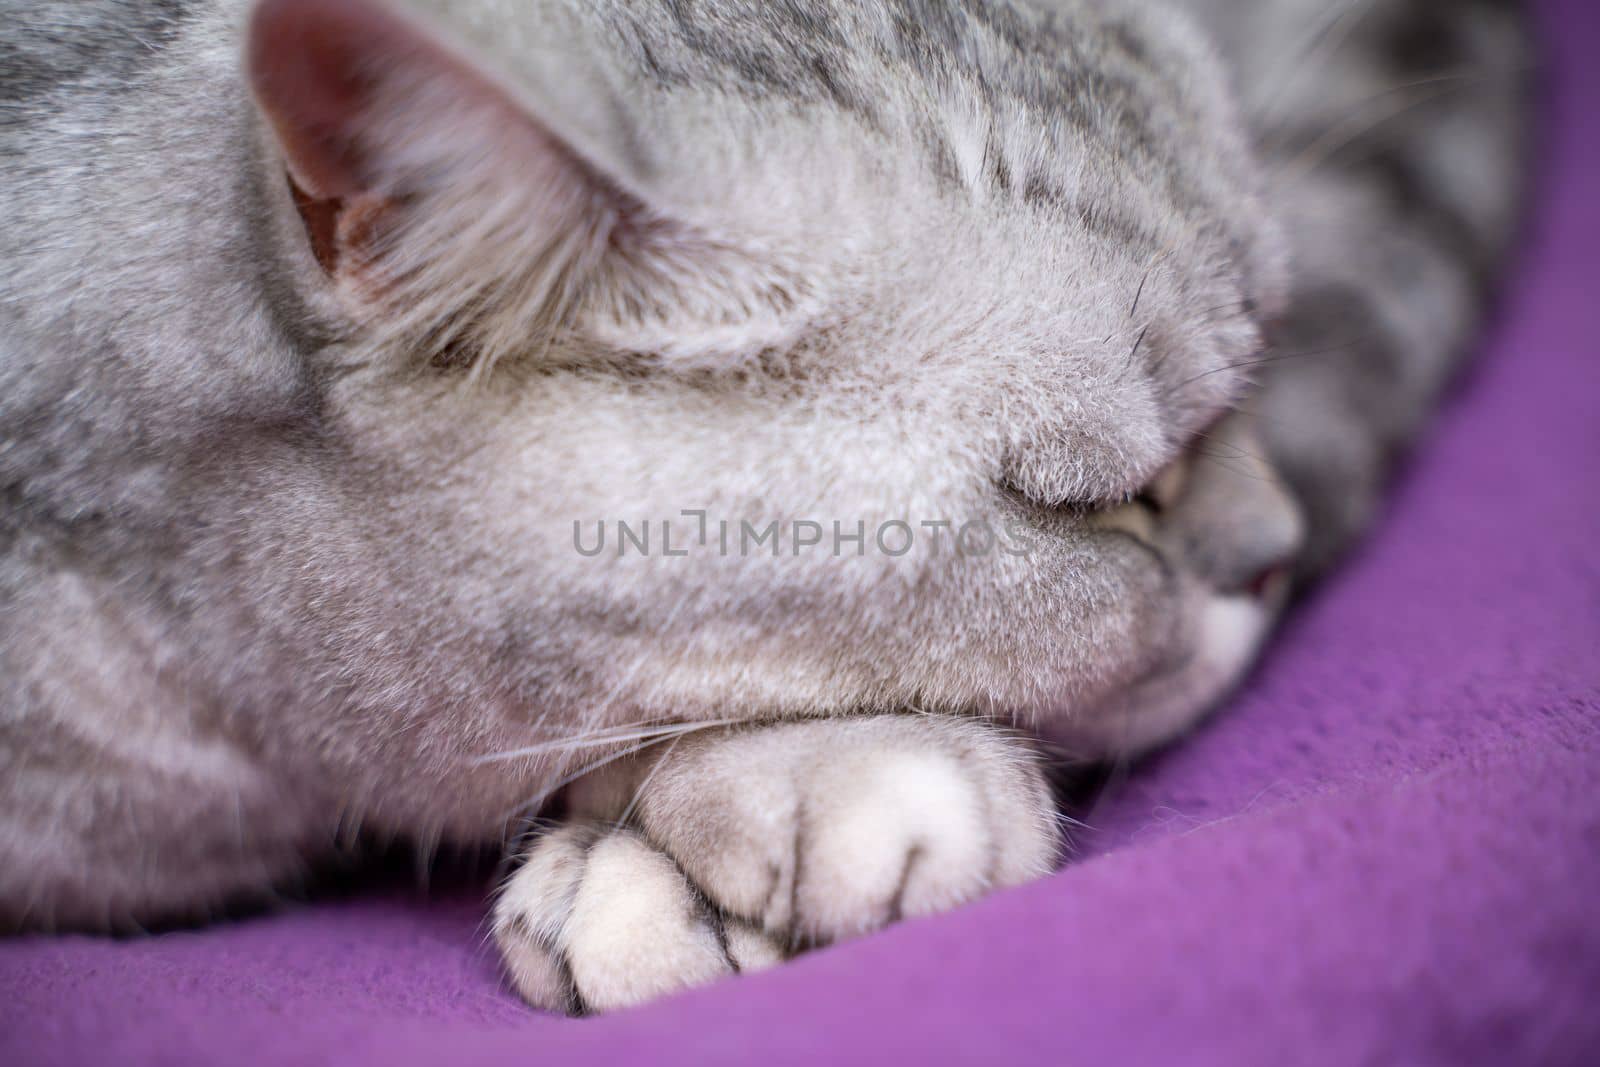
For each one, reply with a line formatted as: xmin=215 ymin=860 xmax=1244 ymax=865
xmin=0 ymin=0 xmax=1528 ymax=1014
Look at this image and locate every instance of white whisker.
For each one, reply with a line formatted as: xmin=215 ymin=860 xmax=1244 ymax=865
xmin=471 ymin=717 xmax=742 ymax=767
xmin=495 ymin=718 xmax=744 ymax=827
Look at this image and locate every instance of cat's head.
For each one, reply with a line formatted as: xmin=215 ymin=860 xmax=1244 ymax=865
xmin=246 ymin=0 xmax=1303 ymax=756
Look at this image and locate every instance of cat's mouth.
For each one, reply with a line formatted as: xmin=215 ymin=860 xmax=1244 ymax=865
xmin=1030 ymin=415 xmax=1302 ymax=756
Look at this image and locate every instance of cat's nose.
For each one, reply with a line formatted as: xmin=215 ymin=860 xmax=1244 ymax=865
xmin=1157 ymin=414 xmax=1305 ymax=599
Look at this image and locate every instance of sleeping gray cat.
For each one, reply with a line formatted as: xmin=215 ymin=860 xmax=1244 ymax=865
xmin=0 ymin=0 xmax=1527 ymax=1014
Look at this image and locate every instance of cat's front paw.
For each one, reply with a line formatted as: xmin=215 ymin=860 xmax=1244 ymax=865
xmin=491 ymin=715 xmax=1057 ymax=1014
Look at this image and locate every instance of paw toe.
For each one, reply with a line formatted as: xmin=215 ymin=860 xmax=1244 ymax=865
xmin=493 ymin=826 xmax=736 ymax=1015
xmin=564 ymin=832 xmax=732 ymax=1013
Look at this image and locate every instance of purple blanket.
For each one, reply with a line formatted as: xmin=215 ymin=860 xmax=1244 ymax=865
xmin=4 ymin=2 xmax=1596 ymax=1063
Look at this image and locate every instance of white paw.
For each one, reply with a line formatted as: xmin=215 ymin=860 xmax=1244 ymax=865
xmin=492 ymin=824 xmax=783 ymax=1015
xmin=492 ymin=715 xmax=1057 ymax=1014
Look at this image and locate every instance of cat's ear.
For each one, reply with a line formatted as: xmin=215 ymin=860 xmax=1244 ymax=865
xmin=247 ymin=0 xmax=648 ymax=363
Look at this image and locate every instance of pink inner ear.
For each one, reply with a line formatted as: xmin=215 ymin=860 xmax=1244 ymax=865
xmin=247 ymin=0 xmax=630 ymax=302
xmin=248 ymin=0 xmax=433 ymax=200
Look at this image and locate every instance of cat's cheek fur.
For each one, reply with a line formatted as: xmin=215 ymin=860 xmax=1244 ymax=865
xmin=1053 ymin=592 xmax=1277 ymax=757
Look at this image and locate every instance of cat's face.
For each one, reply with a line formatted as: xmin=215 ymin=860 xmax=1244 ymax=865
xmin=250 ymin=0 xmax=1303 ymax=758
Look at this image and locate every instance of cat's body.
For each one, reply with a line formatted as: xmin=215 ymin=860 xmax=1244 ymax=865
xmin=0 ymin=0 xmax=1527 ymax=1011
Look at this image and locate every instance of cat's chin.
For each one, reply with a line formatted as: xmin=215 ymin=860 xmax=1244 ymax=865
xmin=1040 ymin=583 xmax=1287 ymax=759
